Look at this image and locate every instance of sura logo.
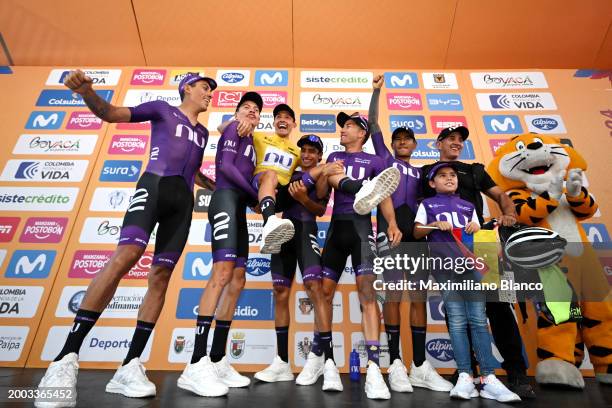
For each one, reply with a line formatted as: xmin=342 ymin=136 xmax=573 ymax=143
xmin=221 ymin=72 xmax=245 ymax=83
xmin=246 ymin=257 xmax=270 ymax=276
xmin=234 ymin=305 xmax=258 ymax=317
xmin=15 ymin=253 xmax=46 ymax=274
xmin=426 ymin=338 xmax=454 ymax=361
xmin=532 ymin=117 xmax=558 ymax=130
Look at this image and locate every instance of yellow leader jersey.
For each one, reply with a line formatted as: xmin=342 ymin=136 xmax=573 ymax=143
xmin=253 ymin=132 xmax=300 ymax=185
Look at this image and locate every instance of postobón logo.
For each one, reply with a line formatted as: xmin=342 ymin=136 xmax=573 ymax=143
xmin=384 ymin=72 xmax=419 ymax=89
xmin=131 ymin=69 xmax=166 ymax=85
xmin=69 ymin=250 xmax=150 ymax=279
xmin=260 ymin=91 xmax=288 ymax=108
xmin=19 ymin=217 xmax=68 ymax=243
xmin=255 ymin=70 xmax=288 ymax=86
xmin=176 ymin=288 xmax=274 ymax=320
xmin=25 ymin=111 xmax=65 ymax=129
xmin=5 ymin=250 xmax=55 ymax=279
xmin=386 ymin=93 xmax=422 ymax=110
xmin=65 ymin=111 xmax=103 ymax=130
xmin=108 ymin=135 xmax=148 ymax=155
xmin=99 ymin=160 xmax=142 ymax=182
xmin=483 ymin=115 xmax=523 ymax=134
xmin=182 ymin=252 xmax=213 ymax=280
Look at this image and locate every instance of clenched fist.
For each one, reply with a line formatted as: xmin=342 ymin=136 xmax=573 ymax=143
xmin=63 ymin=69 xmax=94 ymax=95
xmin=372 ymin=74 xmax=384 ymax=89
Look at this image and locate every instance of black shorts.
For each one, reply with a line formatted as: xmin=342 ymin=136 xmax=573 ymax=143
xmin=208 ymin=188 xmax=249 ymax=268
xmin=321 ymin=214 xmax=376 ymax=282
xmin=118 ymin=172 xmax=193 ymax=271
xmin=271 ymin=219 xmax=322 ymax=287
xmin=376 ymin=204 xmax=416 ymax=254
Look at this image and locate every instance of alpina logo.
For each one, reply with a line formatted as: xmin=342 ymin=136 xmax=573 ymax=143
xmin=260 ymin=91 xmax=288 ymax=108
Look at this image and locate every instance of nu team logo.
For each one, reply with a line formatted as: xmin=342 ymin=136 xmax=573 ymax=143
xmin=255 ymin=70 xmax=288 ymax=86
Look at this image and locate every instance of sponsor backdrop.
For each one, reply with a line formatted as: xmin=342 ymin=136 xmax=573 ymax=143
xmin=0 ymin=67 xmax=610 ymax=375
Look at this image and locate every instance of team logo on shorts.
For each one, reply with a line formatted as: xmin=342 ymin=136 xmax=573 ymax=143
xmin=230 ymin=332 xmax=246 ymax=359
xmin=297 ymin=337 xmax=313 ymax=359
xmin=174 ymin=336 xmax=186 ymax=353
xmin=298 ymin=298 xmax=314 ymax=315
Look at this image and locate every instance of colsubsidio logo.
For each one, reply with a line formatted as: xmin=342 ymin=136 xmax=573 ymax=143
xmin=99 ymin=160 xmax=142 ymax=182
xmin=176 ymin=288 xmax=274 ymax=320
xmin=25 ymin=111 xmax=65 ymax=129
xmin=383 ymin=72 xmax=419 ymax=89
xmin=36 ymin=90 xmax=113 ymax=107
xmin=483 ymin=115 xmax=523 ymax=134
xmin=5 ymin=250 xmax=56 ymax=278
xmin=255 ymin=70 xmax=288 ymax=86
xmin=182 ymin=252 xmax=213 ymax=280
xmin=299 ymin=114 xmax=336 ymax=133
xmin=426 ymin=338 xmax=454 ymax=361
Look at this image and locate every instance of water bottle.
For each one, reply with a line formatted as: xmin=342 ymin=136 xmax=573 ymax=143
xmin=349 ymin=349 xmax=360 ymax=382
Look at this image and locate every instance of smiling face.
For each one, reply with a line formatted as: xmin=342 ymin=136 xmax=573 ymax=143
xmin=340 ymin=119 xmax=366 ymax=147
xmin=274 ymin=111 xmax=296 ymax=137
xmin=184 ymin=80 xmax=213 ymax=112
xmin=499 ymin=135 xmax=570 ymax=192
xmin=235 ymin=100 xmax=261 ymax=126
xmin=436 ymin=132 xmax=464 ymax=160
xmin=429 ymin=167 xmax=458 ymax=194
xmin=300 ymin=144 xmax=322 ymax=170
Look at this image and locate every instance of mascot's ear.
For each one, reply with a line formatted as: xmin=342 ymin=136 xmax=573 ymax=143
xmin=486 ymin=139 xmax=525 ymax=191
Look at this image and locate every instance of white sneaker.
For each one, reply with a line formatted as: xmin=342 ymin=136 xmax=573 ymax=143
xmin=353 ymin=167 xmax=400 ymax=215
xmin=177 ymin=356 xmax=229 ymax=397
xmin=409 ymin=360 xmax=453 ymax=392
xmin=387 ymin=359 xmax=413 ymax=392
xmin=254 ymin=356 xmax=294 ymax=382
xmin=296 ymin=352 xmax=324 ymax=386
xmin=480 ymin=374 xmax=521 ymax=402
xmin=34 ymin=353 xmax=78 ymax=408
xmin=261 ymin=215 xmax=295 ymax=254
xmin=105 ymin=358 xmax=156 ymax=397
xmin=322 ymin=359 xmax=343 ymax=391
xmin=214 ymin=356 xmax=251 ymax=387
xmin=365 ymin=362 xmax=391 ymax=400
xmin=449 ymin=372 xmax=479 ymax=400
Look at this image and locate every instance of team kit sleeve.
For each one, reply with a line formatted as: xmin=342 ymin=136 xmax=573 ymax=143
xmin=217 ymin=121 xmax=258 ymax=200
xmin=128 ymin=100 xmax=165 ymax=123
xmin=470 ymin=208 xmax=480 ymax=226
xmin=414 ymin=203 xmax=428 ymax=225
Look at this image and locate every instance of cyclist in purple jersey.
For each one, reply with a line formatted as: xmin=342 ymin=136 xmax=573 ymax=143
xmin=255 ymin=135 xmax=331 ymax=383
xmin=369 ymin=75 xmax=452 ymax=393
xmin=36 ymin=71 xmax=217 ymax=406
xmin=300 ymin=111 xmax=400 ymax=399
xmin=178 ymin=92 xmax=262 ymax=397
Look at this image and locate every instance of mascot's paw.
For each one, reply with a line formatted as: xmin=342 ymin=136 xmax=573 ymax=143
xmin=536 ymin=360 xmax=585 ymax=389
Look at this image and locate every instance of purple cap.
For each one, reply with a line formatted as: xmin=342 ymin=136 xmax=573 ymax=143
xmin=337 ymin=112 xmax=370 ymax=135
xmin=178 ymin=73 xmax=217 ymax=98
xmin=427 ymin=161 xmax=457 ymax=181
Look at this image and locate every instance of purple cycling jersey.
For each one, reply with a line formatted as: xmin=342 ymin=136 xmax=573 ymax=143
xmin=128 ymin=100 xmax=207 ymax=189
xmin=371 ymin=130 xmax=421 ymax=211
xmin=415 ymin=193 xmax=478 ymax=244
xmin=282 ymin=170 xmax=327 ymax=222
xmin=214 ymin=121 xmax=257 ymax=200
xmin=328 ymin=150 xmax=385 ymax=215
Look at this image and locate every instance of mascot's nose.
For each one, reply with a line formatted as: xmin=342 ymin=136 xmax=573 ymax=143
xmin=526 ymin=141 xmax=543 ymax=150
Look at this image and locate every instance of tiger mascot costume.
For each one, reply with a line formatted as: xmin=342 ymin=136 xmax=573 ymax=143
xmin=487 ymin=133 xmax=611 ymax=388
